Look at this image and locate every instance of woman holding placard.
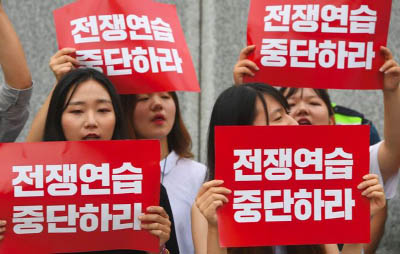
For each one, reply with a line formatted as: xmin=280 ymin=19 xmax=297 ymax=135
xmin=192 ymin=83 xmax=386 ymax=254
xmin=28 ymin=47 xmax=205 ymax=253
xmin=230 ymin=45 xmax=400 ymax=253
xmin=119 ymin=91 xmax=207 ymax=254
xmin=21 ymin=67 xmax=178 ymax=253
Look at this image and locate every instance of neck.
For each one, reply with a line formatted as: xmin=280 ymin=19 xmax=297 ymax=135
xmin=160 ymin=136 xmax=169 ymax=160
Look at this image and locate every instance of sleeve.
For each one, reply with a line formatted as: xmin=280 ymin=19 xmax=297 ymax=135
xmin=369 ymin=142 xmax=399 ymax=199
xmin=0 ymin=82 xmax=32 ymax=142
xmin=160 ymin=184 xmax=180 ymax=254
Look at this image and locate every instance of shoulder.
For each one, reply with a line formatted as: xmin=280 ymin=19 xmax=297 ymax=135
xmin=176 ymin=157 xmax=207 ymax=175
xmin=369 ymin=141 xmax=381 ymax=153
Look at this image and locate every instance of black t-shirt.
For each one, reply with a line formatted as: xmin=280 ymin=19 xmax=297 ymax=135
xmin=61 ymin=185 xmax=180 ymax=254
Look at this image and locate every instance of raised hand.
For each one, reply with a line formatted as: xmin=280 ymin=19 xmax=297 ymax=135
xmin=233 ymin=45 xmax=259 ymax=85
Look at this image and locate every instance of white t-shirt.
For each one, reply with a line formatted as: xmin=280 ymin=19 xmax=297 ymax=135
xmin=160 ymin=151 xmax=207 ymax=254
xmin=369 ymin=142 xmax=399 ymax=199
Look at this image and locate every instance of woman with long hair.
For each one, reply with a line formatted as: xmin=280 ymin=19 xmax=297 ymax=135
xmin=192 ymin=83 xmax=386 ymax=254
xmin=120 ymin=91 xmax=207 ymax=254
xmin=28 ymin=48 xmax=205 ymax=253
xmin=24 ymin=67 xmax=178 ymax=253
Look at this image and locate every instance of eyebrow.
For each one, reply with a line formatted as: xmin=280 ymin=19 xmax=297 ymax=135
xmin=67 ymin=99 xmax=112 ymax=106
xmin=270 ymin=107 xmax=284 ymax=115
xmin=289 ymin=94 xmax=318 ymax=100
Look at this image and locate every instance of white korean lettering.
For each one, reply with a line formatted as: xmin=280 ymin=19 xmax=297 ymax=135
xmin=347 ymin=42 xmax=375 ymax=70
xmin=313 ymin=189 xmax=325 ymax=221
xmin=76 ymin=50 xmax=104 ymax=72
xmin=290 ymin=40 xmax=319 ymax=68
xmin=233 ymin=149 xmax=262 ymax=181
xmin=13 ymin=165 xmax=44 ymax=197
xmin=293 ymin=189 xmax=312 ymax=220
xmin=13 ymin=206 xmax=44 ymax=234
xmin=325 ymin=147 xmax=353 ymax=180
xmin=264 ymin=148 xmax=293 ymax=181
xmin=318 ymin=40 xmax=337 ymax=68
xmin=295 ymin=148 xmax=323 ymax=180
xmin=127 ymin=15 xmax=153 ymax=41
xmin=261 ymin=39 xmax=288 ymax=67
xmin=132 ymin=47 xmax=150 ymax=73
xmin=292 ymin=5 xmax=319 ymax=32
xmin=47 ymin=205 xmax=76 ymax=233
xmin=112 ymin=162 xmax=143 ymax=194
xmin=99 ymin=14 xmax=128 ymax=41
xmin=80 ymin=163 xmax=110 ymax=195
xmin=233 ymin=190 xmax=262 ymax=222
xmin=46 ymin=164 xmax=78 ymax=196
xmin=321 ymin=5 xmax=348 ymax=33
xmin=79 ymin=204 xmax=99 ymax=232
xmin=264 ymin=5 xmax=291 ymax=32
xmin=151 ymin=18 xmax=174 ymax=42
xmin=264 ymin=190 xmax=293 ymax=222
xmin=104 ymin=48 xmax=133 ymax=76
xmin=350 ymin=5 xmax=377 ymax=34
xmin=71 ymin=16 xmax=100 ymax=43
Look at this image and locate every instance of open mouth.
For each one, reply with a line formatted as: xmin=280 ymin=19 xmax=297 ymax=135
xmin=152 ymin=114 xmax=166 ymax=123
xmin=297 ymin=118 xmax=312 ymax=125
xmin=82 ymin=134 xmax=100 ymax=140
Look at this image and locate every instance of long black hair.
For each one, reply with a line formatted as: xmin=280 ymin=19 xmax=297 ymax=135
xmin=43 ymin=68 xmax=127 ymax=141
xmin=207 ymin=83 xmax=290 ymax=180
xmin=210 ymin=84 xmax=325 ymax=254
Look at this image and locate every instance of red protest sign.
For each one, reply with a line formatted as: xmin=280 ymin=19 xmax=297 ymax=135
xmin=246 ymin=0 xmax=392 ymax=90
xmin=53 ymin=0 xmax=200 ymax=94
xmin=0 ymin=140 xmax=160 ymax=254
xmin=215 ymin=125 xmax=370 ymax=247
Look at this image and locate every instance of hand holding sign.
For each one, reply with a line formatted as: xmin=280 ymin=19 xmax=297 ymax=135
xmin=233 ymin=45 xmax=259 ymax=85
xmin=49 ymin=48 xmax=79 ymax=82
xmin=0 ymin=140 xmax=161 ymax=253
xmin=358 ymin=174 xmax=386 ymax=217
xmin=246 ymin=0 xmax=393 ymax=90
xmin=215 ymin=125 xmax=370 ymax=247
xmin=195 ymin=180 xmax=231 ymax=227
xmin=0 ymin=220 xmax=5 ymax=241
xmin=139 ymin=206 xmax=171 ymax=248
xmin=380 ymin=47 xmax=400 ymax=92
xmin=53 ymin=0 xmax=200 ymax=94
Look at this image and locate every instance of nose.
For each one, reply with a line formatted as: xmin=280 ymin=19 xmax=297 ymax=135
xmin=293 ymin=100 xmax=309 ymax=117
xmin=84 ymin=111 xmax=98 ymax=129
xmin=150 ymin=94 xmax=163 ymax=111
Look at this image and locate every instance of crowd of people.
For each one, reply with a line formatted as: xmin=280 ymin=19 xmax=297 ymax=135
xmin=1 ymin=1 xmax=400 ymax=254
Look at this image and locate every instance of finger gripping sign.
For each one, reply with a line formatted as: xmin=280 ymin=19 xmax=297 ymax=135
xmin=0 ymin=140 xmax=160 ymax=254
xmin=246 ymin=0 xmax=392 ymax=89
xmin=53 ymin=0 xmax=200 ymax=94
xmin=215 ymin=125 xmax=370 ymax=247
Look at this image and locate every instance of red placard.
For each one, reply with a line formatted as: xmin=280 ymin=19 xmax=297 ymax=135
xmin=246 ymin=0 xmax=392 ymax=90
xmin=0 ymin=140 xmax=160 ymax=254
xmin=215 ymin=125 xmax=370 ymax=247
xmin=53 ymin=0 xmax=200 ymax=94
